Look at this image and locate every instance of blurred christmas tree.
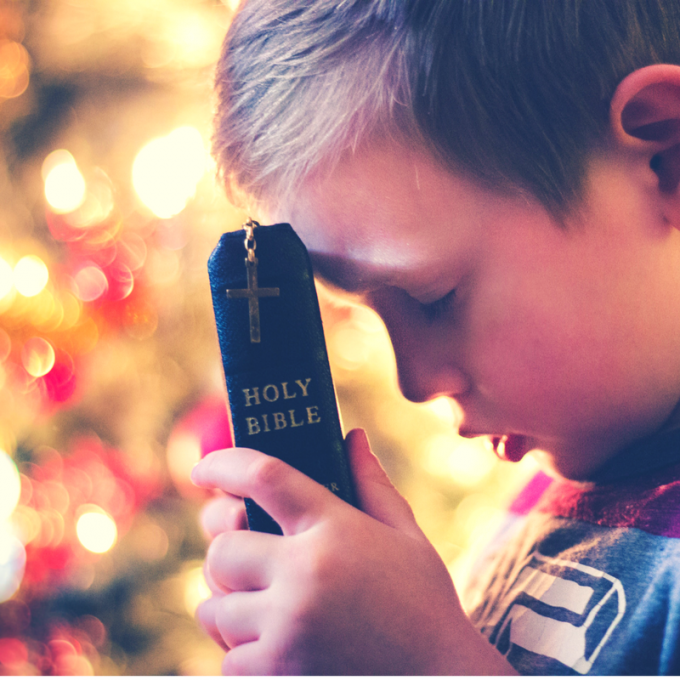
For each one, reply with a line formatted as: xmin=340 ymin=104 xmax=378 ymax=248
xmin=0 ymin=0 xmax=537 ymax=674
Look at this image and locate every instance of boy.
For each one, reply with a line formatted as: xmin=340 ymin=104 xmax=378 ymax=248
xmin=192 ymin=0 xmax=680 ymax=674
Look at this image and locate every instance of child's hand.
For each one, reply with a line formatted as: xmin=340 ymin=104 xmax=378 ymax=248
xmin=192 ymin=429 xmax=515 ymax=675
xmin=195 ymin=492 xmax=248 ymax=652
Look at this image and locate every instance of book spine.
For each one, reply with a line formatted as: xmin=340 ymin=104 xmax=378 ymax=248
xmin=208 ymin=224 xmax=356 ymax=534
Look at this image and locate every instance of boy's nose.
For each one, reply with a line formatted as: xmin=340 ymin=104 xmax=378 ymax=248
xmin=367 ymin=287 xmax=470 ymax=404
xmin=379 ymin=316 xmax=469 ymax=404
xmin=393 ymin=345 xmax=470 ymax=403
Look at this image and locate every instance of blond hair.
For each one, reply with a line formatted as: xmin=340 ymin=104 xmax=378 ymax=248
xmin=213 ymin=0 xmax=680 ymax=212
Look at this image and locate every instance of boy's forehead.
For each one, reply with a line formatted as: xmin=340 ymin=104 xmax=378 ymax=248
xmin=277 ymin=138 xmax=525 ymax=297
xmin=290 ymin=207 xmax=424 ymax=294
xmin=278 ymin=148 xmax=427 ymax=286
xmin=282 ymin=141 xmax=468 ymax=257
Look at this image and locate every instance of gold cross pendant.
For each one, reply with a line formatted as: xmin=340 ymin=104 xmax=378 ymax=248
xmin=226 ymin=257 xmax=280 ymax=343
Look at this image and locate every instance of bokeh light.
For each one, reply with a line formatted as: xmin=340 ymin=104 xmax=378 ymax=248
xmin=424 ymin=396 xmax=461 ymax=428
xmin=132 ymin=126 xmax=207 ymax=218
xmin=0 ymin=330 xmax=10 ymax=362
xmin=65 ymin=171 xmax=115 ymax=228
xmin=183 ymin=565 xmax=211 ymax=617
xmin=42 ymin=150 xmax=87 ymax=214
xmin=0 ymin=257 xmax=13 ymax=299
xmin=0 ymin=451 xmax=21 ymax=520
xmin=43 ymin=350 xmax=76 ymax=403
xmin=328 ymin=306 xmax=389 ymax=372
xmin=167 ymin=432 xmax=202 ymax=498
xmin=0 ymin=40 xmax=30 ymax=99
xmin=0 ymin=528 xmax=26 ymax=603
xmin=75 ymin=506 xmax=117 ymax=554
xmin=0 ymin=638 xmax=29 ymax=672
xmin=13 ymin=255 xmax=49 ymax=297
xmin=72 ymin=265 xmax=108 ymax=302
xmin=21 ymin=337 xmax=56 ymax=378
xmin=131 ymin=521 xmax=169 ymax=562
xmin=422 ymin=435 xmax=497 ymax=488
xmin=0 ymin=0 xmax=542 ymax=673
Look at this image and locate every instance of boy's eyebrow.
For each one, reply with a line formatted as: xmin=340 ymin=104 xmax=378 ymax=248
xmin=309 ymin=251 xmax=386 ymax=295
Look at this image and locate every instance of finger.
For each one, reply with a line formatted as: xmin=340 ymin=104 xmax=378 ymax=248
xmin=192 ymin=448 xmax=338 ymax=535
xmin=207 ymin=529 xmax=278 ymax=592
xmin=221 ymin=641 xmax=278 ymax=676
xmin=345 ymin=428 xmax=423 ymax=537
xmin=195 ymin=596 xmax=230 ymax=651
xmin=215 ymin=590 xmax=265 ymax=649
xmin=204 ymin=559 xmax=227 ymax=595
xmin=201 ymin=494 xmax=248 ymax=539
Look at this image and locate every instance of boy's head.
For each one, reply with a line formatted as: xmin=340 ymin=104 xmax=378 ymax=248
xmin=213 ymin=1 xmax=680 ymax=479
xmin=213 ymin=0 xmax=680 ymax=214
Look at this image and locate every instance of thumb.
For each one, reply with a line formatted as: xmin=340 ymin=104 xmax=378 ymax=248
xmin=346 ymin=428 xmax=423 ymax=537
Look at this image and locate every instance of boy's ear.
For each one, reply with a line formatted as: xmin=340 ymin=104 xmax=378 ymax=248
xmin=610 ymin=65 xmax=680 ymax=225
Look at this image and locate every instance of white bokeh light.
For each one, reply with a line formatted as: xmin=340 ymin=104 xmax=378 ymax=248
xmin=14 ymin=255 xmax=49 ymax=298
xmin=0 ymin=527 xmax=25 ymax=603
xmin=76 ymin=505 xmax=118 ymax=554
xmin=0 ymin=451 xmax=21 ymax=521
xmin=43 ymin=149 xmax=87 ymax=214
xmin=132 ymin=126 xmax=207 ymax=219
xmin=0 ymin=258 xmax=13 ymax=300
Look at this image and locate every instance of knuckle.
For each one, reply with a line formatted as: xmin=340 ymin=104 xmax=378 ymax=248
xmin=203 ymin=496 xmax=245 ymax=536
xmin=221 ymin=651 xmax=243 ymax=675
xmin=228 ymin=499 xmax=248 ymax=530
xmin=206 ymin=533 xmax=233 ymax=583
xmin=247 ymin=454 xmax=288 ymax=492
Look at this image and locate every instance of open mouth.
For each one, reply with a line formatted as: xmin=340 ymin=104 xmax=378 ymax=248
xmin=491 ymin=434 xmax=531 ymax=462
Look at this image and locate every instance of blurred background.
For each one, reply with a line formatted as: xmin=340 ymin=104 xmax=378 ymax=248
xmin=0 ymin=0 xmax=539 ymax=674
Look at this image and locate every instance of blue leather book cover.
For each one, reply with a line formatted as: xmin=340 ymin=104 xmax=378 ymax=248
xmin=208 ymin=222 xmax=356 ymax=533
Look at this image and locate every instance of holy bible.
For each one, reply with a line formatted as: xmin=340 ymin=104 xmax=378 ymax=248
xmin=208 ymin=222 xmax=357 ymax=534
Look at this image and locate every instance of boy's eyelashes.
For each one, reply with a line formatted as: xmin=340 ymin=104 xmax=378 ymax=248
xmin=314 ymin=270 xmax=457 ymax=322
xmin=418 ymin=288 xmax=457 ymax=321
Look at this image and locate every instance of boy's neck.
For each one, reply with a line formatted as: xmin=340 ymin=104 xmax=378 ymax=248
xmin=659 ymin=399 xmax=680 ymax=434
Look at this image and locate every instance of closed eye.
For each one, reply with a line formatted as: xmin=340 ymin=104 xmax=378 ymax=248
xmin=420 ymin=288 xmax=456 ymax=321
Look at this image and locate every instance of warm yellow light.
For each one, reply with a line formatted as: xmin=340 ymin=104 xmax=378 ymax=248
xmin=13 ymin=255 xmax=49 ymax=297
xmin=10 ymin=505 xmax=41 ymax=545
xmin=66 ymin=173 xmax=115 ymax=229
xmin=423 ymin=435 xmax=496 ymax=488
xmin=76 ymin=506 xmax=117 ymax=554
xmin=166 ymin=432 xmax=202 ymax=497
xmin=132 ymin=126 xmax=207 ymax=219
xmin=331 ymin=321 xmax=370 ymax=371
xmin=21 ymin=337 xmax=56 ymax=378
xmin=0 ymin=451 xmax=20 ymax=521
xmin=0 ymin=41 xmax=30 ymax=100
xmin=0 ymin=258 xmax=13 ymax=299
xmin=184 ymin=565 xmax=212 ymax=617
xmin=424 ymin=397 xmax=461 ymax=427
xmin=0 ymin=329 xmax=10 ymax=362
xmin=59 ymin=292 xmax=82 ymax=329
xmin=43 ymin=150 xmax=87 ymax=214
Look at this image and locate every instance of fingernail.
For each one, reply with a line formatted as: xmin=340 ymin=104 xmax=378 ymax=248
xmin=190 ymin=461 xmax=203 ymax=484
